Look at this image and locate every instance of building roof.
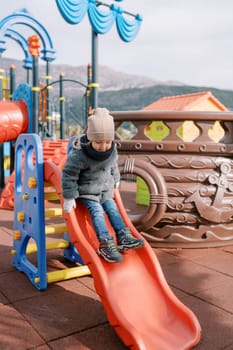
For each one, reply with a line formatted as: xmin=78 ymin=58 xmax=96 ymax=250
xmin=143 ymin=91 xmax=228 ymax=111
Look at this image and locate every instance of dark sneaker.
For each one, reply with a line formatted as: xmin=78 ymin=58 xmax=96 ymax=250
xmin=97 ymin=237 xmax=123 ymax=263
xmin=117 ymin=228 xmax=144 ymax=251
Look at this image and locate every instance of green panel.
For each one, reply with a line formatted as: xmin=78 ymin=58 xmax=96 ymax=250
xmin=136 ymin=177 xmax=149 ymax=206
xmin=145 ymin=121 xmax=169 ymax=141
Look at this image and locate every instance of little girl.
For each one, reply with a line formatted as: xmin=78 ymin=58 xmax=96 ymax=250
xmin=62 ymin=108 xmax=144 ymax=263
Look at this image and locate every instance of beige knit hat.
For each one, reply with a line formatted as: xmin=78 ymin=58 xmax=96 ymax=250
xmin=87 ymin=108 xmax=115 ymax=141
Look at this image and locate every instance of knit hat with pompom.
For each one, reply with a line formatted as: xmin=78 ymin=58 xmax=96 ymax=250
xmin=87 ymin=108 xmax=115 ymax=141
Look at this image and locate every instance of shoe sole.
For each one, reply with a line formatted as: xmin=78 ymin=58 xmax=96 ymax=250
xmin=97 ymin=249 xmax=123 ymax=263
xmin=118 ymin=241 xmax=144 ymax=252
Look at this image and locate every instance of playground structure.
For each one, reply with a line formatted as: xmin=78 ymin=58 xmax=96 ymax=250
xmin=0 ymin=95 xmax=202 ymax=347
xmin=0 ymin=44 xmax=202 ymax=350
xmin=0 ymin=2 xmax=205 ymax=349
xmin=4 ymin=84 xmax=233 ymax=249
xmin=112 ymin=110 xmax=233 ymax=248
xmin=8 ymin=131 xmax=200 ymax=349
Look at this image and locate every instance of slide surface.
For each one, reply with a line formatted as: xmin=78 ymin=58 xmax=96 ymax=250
xmin=0 ymin=100 xmax=29 ymax=209
xmin=45 ymin=160 xmax=201 ymax=350
xmin=0 ymin=100 xmax=28 ymax=144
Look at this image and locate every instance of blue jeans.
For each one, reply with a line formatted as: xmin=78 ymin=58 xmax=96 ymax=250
xmin=79 ymin=198 xmax=126 ymax=241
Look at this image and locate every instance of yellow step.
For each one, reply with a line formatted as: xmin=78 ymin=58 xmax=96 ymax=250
xmin=45 ymin=223 xmax=67 ymax=235
xmin=44 ymin=189 xmax=59 ymax=201
xmin=46 ymin=265 xmax=91 ymax=283
xmin=34 ymin=265 xmax=91 ymax=284
xmin=45 ymin=207 xmax=63 ymax=217
xmin=26 ymin=239 xmax=69 ymax=254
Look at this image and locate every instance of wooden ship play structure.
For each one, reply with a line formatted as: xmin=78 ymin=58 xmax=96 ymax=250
xmin=113 ymin=109 xmax=233 ymax=248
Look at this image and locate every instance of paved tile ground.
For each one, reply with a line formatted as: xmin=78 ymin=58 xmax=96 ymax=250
xmin=1 ymin=208 xmax=233 ymax=350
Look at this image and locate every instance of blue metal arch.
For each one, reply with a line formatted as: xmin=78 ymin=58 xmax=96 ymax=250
xmin=0 ymin=9 xmax=56 ymax=62
xmin=5 ymin=28 xmax=32 ymax=69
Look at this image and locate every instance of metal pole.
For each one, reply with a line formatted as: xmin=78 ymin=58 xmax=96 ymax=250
xmin=45 ymin=61 xmax=52 ymax=137
xmin=28 ymin=35 xmax=40 ymax=134
xmin=91 ymin=30 xmax=98 ymax=109
xmin=9 ymin=65 xmax=16 ymax=174
xmin=9 ymin=64 xmax=16 ymax=99
xmin=0 ymin=68 xmax=4 ymax=100
xmin=32 ymin=55 xmax=39 ymax=134
xmin=86 ymin=63 xmax=92 ymax=119
xmin=59 ymin=72 xmax=65 ymax=139
xmin=0 ymin=144 xmax=4 ymax=189
xmin=26 ymin=68 xmax=30 ymax=84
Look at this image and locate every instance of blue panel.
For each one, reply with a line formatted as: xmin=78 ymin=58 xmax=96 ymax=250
xmin=13 ymin=134 xmax=47 ymax=290
xmin=13 ymin=83 xmax=32 ymax=133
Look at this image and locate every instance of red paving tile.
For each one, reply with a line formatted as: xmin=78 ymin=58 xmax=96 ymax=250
xmin=161 ymin=259 xmax=229 ymax=294
xmin=0 ymin=290 xmax=8 ymax=304
xmin=1 ymin=207 xmax=233 ymax=349
xmin=0 ymin=303 xmax=45 ymax=349
xmin=183 ymin=295 xmax=233 ymax=350
xmin=14 ymin=287 xmax=107 ymax=342
xmin=48 ymin=324 xmax=126 ymax=350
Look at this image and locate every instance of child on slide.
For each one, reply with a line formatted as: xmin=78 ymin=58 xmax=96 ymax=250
xmin=62 ymin=108 xmax=144 ymax=263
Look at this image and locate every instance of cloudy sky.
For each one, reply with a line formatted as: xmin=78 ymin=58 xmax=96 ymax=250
xmin=1 ymin=0 xmax=233 ymax=90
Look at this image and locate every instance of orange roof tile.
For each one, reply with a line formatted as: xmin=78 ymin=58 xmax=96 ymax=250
xmin=143 ymin=91 xmax=228 ymax=111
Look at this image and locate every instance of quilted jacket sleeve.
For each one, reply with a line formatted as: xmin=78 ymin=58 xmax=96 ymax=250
xmin=62 ymin=150 xmax=84 ymax=199
xmin=111 ymin=150 xmax=121 ymax=186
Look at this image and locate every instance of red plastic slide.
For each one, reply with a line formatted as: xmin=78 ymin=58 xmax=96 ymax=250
xmin=0 ymin=100 xmax=29 ymax=209
xmin=0 ymin=100 xmax=28 ymax=143
xmin=45 ymin=160 xmax=201 ymax=350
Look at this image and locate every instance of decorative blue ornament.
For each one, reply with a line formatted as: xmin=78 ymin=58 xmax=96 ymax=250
xmin=55 ymin=0 xmax=142 ymax=42
xmin=55 ymin=0 xmax=88 ymax=25
xmin=88 ymin=1 xmax=116 ymax=34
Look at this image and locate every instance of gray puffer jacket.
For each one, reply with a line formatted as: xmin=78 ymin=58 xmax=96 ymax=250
xmin=62 ymin=135 xmax=120 ymax=203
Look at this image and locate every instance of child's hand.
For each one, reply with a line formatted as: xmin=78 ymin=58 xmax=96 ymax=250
xmin=63 ymin=198 xmax=76 ymax=213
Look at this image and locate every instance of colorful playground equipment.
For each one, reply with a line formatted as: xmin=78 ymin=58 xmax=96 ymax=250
xmin=0 ymin=93 xmax=90 ymax=289
xmin=113 ymin=110 xmax=233 ymax=248
xmin=11 ymin=132 xmax=201 ymax=349
xmin=0 ymin=93 xmax=202 ymax=347
xmin=0 ymin=73 xmax=202 ymax=349
xmin=13 ymin=133 xmax=90 ymax=290
xmin=0 ymin=2 xmax=203 ymax=349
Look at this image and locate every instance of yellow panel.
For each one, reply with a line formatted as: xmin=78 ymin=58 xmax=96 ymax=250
xmin=44 ymin=190 xmax=59 ymax=200
xmin=45 ymin=207 xmax=63 ymax=217
xmin=45 ymin=223 xmax=67 ymax=234
xmin=47 ymin=265 xmax=91 ymax=283
xmin=26 ymin=239 xmax=69 ymax=254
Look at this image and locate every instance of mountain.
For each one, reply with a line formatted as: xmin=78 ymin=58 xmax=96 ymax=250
xmin=99 ymin=85 xmax=233 ymax=111
xmin=1 ymin=57 xmax=233 ymax=124
xmin=0 ymin=57 xmax=184 ymax=91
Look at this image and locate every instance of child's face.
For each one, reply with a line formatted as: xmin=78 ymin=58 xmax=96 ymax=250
xmin=91 ymin=140 xmax=112 ymax=152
